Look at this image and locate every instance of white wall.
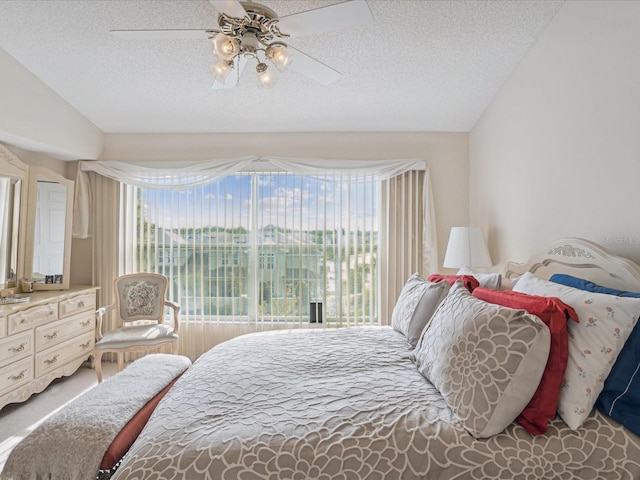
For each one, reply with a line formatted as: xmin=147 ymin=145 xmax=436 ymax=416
xmin=469 ymin=0 xmax=640 ymax=267
xmin=0 ymin=48 xmax=103 ymax=161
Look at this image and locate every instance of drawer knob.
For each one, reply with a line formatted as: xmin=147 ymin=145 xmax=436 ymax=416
xmin=80 ymin=319 xmax=91 ymax=327
xmin=44 ymin=354 xmax=59 ymax=365
xmin=9 ymin=342 xmax=26 ymax=353
xmin=8 ymin=369 xmax=26 ymax=381
xmin=78 ymin=301 xmax=85 ymax=308
xmin=44 ymin=331 xmax=59 ymax=340
xmin=80 ymin=340 xmax=92 ymax=349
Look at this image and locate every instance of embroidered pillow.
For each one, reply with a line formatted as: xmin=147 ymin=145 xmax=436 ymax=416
xmin=550 ymin=273 xmax=640 ymax=436
xmin=391 ymin=274 xmax=450 ymax=347
xmin=473 ymin=287 xmax=578 ymax=435
xmin=412 ymin=284 xmax=550 ymax=438
xmin=514 ymin=272 xmax=640 ymax=430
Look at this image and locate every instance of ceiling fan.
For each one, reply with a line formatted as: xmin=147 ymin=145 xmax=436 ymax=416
xmin=111 ymin=0 xmax=373 ymax=89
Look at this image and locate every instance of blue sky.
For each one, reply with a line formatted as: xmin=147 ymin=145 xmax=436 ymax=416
xmin=141 ymin=174 xmax=378 ymax=231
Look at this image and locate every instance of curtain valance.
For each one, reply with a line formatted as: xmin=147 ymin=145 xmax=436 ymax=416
xmin=74 ymin=156 xmax=426 ymax=237
xmin=72 ymin=156 xmax=436 ymax=275
xmin=77 ymin=156 xmax=426 ymax=188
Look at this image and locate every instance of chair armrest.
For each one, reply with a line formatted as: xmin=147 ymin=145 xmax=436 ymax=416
xmin=95 ymin=304 xmax=115 ymax=341
xmin=164 ymin=300 xmax=181 ymax=334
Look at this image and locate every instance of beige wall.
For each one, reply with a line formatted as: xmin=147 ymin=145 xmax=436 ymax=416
xmin=5 ymin=133 xmax=468 ymax=287
xmin=0 ymin=49 xmax=103 ymax=161
xmin=469 ymin=0 xmax=640 ymax=267
xmin=102 ymin=131 xmax=469 ymax=273
xmin=1 ymin=39 xmax=469 ymax=286
xmin=5 ymin=145 xmax=68 ymax=177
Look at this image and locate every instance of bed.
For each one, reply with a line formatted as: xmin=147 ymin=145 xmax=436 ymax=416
xmin=4 ymin=238 xmax=640 ymax=479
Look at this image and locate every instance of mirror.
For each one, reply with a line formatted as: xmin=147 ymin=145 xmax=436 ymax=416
xmin=24 ymin=166 xmax=74 ymax=290
xmin=0 ymin=145 xmax=28 ymax=291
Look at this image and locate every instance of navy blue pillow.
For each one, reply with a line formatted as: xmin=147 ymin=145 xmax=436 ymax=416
xmin=550 ymin=273 xmax=640 ymax=436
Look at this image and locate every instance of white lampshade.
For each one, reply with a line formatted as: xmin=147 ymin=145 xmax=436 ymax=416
xmin=256 ymin=63 xmax=276 ymax=88
xmin=210 ymin=58 xmax=233 ymax=83
xmin=266 ymin=43 xmax=293 ymax=72
xmin=212 ymin=33 xmax=239 ymax=60
xmin=443 ymin=226 xmax=492 ymax=269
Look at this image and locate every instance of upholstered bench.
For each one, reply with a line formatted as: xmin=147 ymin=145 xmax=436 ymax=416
xmin=1 ymin=354 xmax=191 ymax=480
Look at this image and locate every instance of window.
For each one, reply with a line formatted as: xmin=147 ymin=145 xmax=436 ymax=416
xmin=126 ymin=172 xmax=379 ymax=326
xmin=259 ymin=253 xmax=275 ymax=270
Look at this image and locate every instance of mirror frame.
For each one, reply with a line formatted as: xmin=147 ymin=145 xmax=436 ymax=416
xmin=0 ymin=145 xmax=29 ymax=291
xmin=23 ymin=166 xmax=74 ymax=291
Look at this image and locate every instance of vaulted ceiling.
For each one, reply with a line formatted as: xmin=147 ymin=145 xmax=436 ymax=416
xmin=0 ymin=0 xmax=562 ymax=134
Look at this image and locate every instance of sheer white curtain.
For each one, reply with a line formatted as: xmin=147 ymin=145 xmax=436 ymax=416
xmin=75 ymin=157 xmax=436 ymax=359
xmin=379 ymin=169 xmax=438 ymax=324
xmin=73 ymin=170 xmax=121 ymax=361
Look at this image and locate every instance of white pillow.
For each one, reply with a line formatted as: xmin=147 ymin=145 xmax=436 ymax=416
xmin=500 ymin=276 xmax=519 ymax=291
xmin=456 ymin=266 xmax=502 ymax=290
xmin=391 ymin=273 xmax=450 ymax=348
xmin=513 ymin=272 xmax=640 ymax=430
xmin=412 ymin=283 xmax=550 ymax=438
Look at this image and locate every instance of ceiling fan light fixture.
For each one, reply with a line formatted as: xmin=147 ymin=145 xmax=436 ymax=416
xmin=256 ymin=62 xmax=276 ymax=88
xmin=265 ymin=42 xmax=293 ymax=72
xmin=212 ymin=33 xmax=240 ymax=60
xmin=112 ymin=0 xmax=374 ymax=89
xmin=241 ymin=32 xmax=259 ymax=54
xmin=210 ymin=58 xmax=234 ymax=83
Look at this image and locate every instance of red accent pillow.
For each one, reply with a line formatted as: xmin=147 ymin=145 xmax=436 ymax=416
xmin=100 ymin=375 xmax=181 ymax=470
xmin=427 ymin=274 xmax=480 ymax=293
xmin=472 ymin=287 xmax=579 ymax=435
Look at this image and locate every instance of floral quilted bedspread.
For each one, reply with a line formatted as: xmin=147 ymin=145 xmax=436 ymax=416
xmin=113 ymin=327 xmax=640 ymax=480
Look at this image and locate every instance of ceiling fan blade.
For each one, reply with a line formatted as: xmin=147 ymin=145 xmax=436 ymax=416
xmin=276 ymin=0 xmax=373 ymax=37
xmin=111 ymin=29 xmax=213 ymax=40
xmin=209 ymin=0 xmax=247 ymax=19
xmin=212 ymin=55 xmax=248 ymax=89
xmin=288 ymin=47 xmax=341 ymax=86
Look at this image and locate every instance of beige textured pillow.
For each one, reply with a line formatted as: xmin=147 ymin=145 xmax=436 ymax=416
xmin=412 ymin=284 xmax=550 ymax=438
xmin=391 ymin=273 xmax=451 ymax=347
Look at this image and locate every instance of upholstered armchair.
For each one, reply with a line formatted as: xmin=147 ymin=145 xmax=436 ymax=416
xmin=93 ymin=273 xmax=180 ymax=382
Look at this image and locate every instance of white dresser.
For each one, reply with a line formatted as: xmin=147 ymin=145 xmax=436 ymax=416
xmin=0 ymin=286 xmax=98 ymax=411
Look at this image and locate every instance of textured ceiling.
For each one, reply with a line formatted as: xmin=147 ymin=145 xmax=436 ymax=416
xmin=0 ymin=0 xmax=562 ymax=134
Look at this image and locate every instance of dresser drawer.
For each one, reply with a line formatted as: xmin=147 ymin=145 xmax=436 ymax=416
xmin=0 ymin=357 xmax=33 ymax=396
xmin=0 ymin=316 xmax=6 ymax=338
xmin=59 ymin=292 xmax=96 ymax=318
xmin=35 ymin=331 xmax=94 ymax=377
xmin=8 ymin=304 xmax=58 ymax=335
xmin=35 ymin=311 xmax=94 ymax=352
xmin=0 ymin=331 xmax=33 ymax=368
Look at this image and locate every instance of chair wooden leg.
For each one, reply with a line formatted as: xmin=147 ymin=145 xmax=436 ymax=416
xmin=94 ymin=350 xmax=104 ymax=383
xmin=117 ymin=352 xmax=124 ymax=371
